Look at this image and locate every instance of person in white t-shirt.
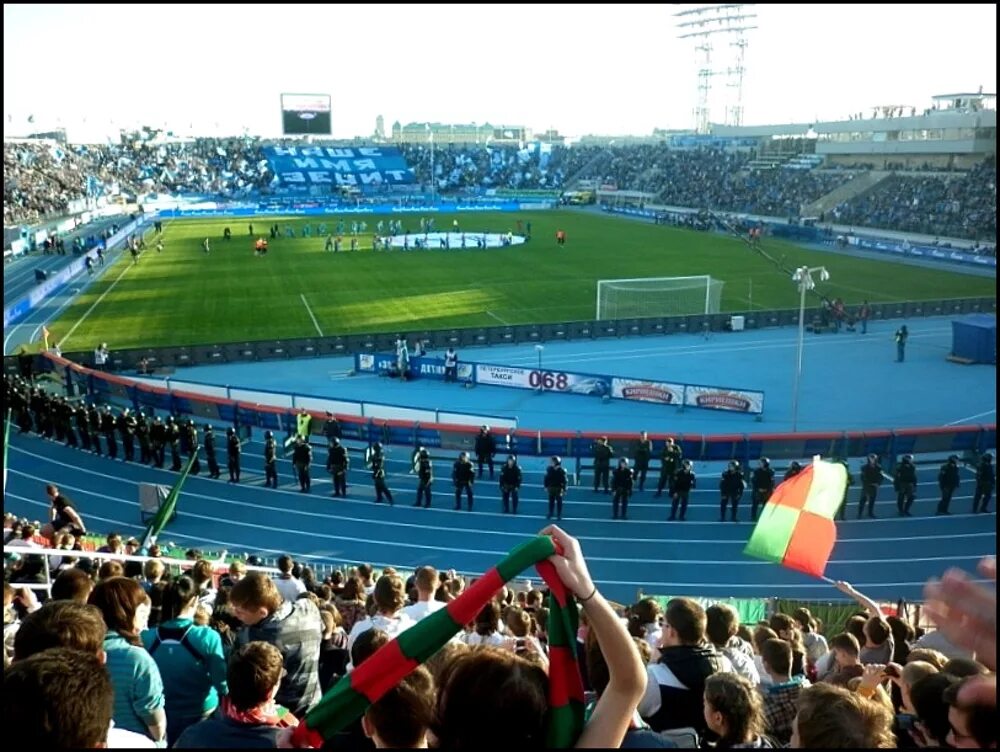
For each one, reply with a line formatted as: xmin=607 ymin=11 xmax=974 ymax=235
xmin=462 ymin=601 xmax=506 ymax=647
xmin=273 ymin=555 xmax=307 ymax=604
xmin=402 ymin=566 xmax=446 ymax=623
xmin=348 ymin=574 xmax=416 ymax=653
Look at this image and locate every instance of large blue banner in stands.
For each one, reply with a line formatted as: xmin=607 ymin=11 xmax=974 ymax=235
xmin=263 ymin=146 xmax=416 ymax=188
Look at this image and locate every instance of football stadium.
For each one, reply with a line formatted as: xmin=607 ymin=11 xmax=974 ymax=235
xmin=3 ymin=4 xmax=997 ymax=749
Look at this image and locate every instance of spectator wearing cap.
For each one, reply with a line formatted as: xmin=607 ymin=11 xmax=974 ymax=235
xmin=229 ymin=572 xmax=322 ymax=719
xmin=174 ymin=641 xmax=298 ymax=748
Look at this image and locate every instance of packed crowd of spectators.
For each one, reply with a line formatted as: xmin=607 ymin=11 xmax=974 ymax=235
xmin=5 ymin=135 xmax=997 ymax=241
xmin=832 ymin=156 xmax=997 ymax=241
xmin=4 ymin=488 xmax=997 ymax=750
xmin=4 ymin=137 xmax=273 ymax=225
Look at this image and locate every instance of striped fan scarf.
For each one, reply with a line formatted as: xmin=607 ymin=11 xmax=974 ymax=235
xmin=290 ymin=535 xmax=586 ymax=748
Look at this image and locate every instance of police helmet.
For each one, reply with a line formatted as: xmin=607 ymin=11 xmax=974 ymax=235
xmin=789 ymin=460 xmax=801 ymax=469
xmin=552 ymin=456 xmax=561 ymax=466
xmin=984 ymin=453 xmax=994 ymax=463
xmin=419 ymin=448 xmax=429 ymax=459
xmin=204 ymin=424 xmax=213 ymax=431
xmin=227 ymin=427 xmax=236 ymax=436
xmin=903 ymin=454 xmax=913 ymax=463
xmin=620 ymin=457 xmax=629 ymax=466
xmin=760 ymin=457 xmax=770 ymax=467
xmin=264 ymin=430 xmax=273 ymax=440
xmin=331 ymin=437 xmax=340 ymax=447
xmin=949 ymin=454 xmax=959 ymax=463
xmin=507 ymin=455 xmax=517 ymax=464
xmin=373 ymin=441 xmax=382 ymax=451
xmin=459 ymin=451 xmax=468 ymax=459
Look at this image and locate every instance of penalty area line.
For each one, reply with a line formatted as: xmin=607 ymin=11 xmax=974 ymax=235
xmin=301 ymin=294 xmax=324 ymax=336
xmin=486 ymin=310 xmax=510 ymax=325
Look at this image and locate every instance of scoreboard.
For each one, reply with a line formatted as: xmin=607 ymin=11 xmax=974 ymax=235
xmin=280 ymin=93 xmax=332 ymax=136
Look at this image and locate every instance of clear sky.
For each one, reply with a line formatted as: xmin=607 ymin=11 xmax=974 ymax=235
xmin=3 ymin=3 xmax=996 ymax=142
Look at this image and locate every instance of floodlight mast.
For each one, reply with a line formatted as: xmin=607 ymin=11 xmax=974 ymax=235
xmin=790 ymin=265 xmax=830 ymax=433
xmin=674 ymin=4 xmax=758 ymax=132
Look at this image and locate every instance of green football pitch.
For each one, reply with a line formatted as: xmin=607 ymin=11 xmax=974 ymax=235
xmin=50 ymin=210 xmax=996 ymax=350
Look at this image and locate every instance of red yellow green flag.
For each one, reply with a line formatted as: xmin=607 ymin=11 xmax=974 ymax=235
xmin=743 ymin=457 xmax=847 ymax=578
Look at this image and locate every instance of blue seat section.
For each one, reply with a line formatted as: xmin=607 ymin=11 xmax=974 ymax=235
xmin=7 ymin=431 xmax=995 ymax=604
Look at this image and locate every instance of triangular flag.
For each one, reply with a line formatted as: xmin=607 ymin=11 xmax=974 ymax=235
xmin=743 ymin=456 xmax=846 ymax=578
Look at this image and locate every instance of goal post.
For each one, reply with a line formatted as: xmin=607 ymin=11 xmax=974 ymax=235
xmin=595 ymin=275 xmax=724 ymax=320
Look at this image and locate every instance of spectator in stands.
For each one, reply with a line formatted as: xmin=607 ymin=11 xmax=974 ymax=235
xmin=752 ymin=625 xmax=779 ymax=688
xmin=4 ymin=648 xmax=117 ymax=748
xmin=50 ymin=566 xmax=95 ymax=603
xmin=942 ymin=657 xmax=990 ymax=678
xmin=12 ymin=599 xmax=104 ymax=660
xmin=274 ymin=554 xmax=307 ymax=603
xmin=362 ymin=666 xmax=435 ymax=749
xmin=790 ymin=682 xmax=895 ymax=748
xmin=822 ymin=633 xmax=863 ymax=684
xmin=174 ymin=641 xmax=298 ymax=748
xmin=41 ymin=484 xmax=85 ymax=540
xmin=98 ymin=531 xmax=125 ymax=556
xmin=141 ymin=558 xmax=165 ymax=593
xmin=906 ymin=647 xmax=949 ymax=669
xmin=98 ymin=559 xmax=126 ymax=581
xmin=792 ymin=607 xmax=829 ymax=674
xmin=402 ymin=566 xmax=445 ymax=622
xmin=335 ymin=575 xmax=369 ymax=633
xmin=358 ymin=563 xmax=376 ymax=595
xmin=943 ymin=674 xmax=997 ymax=749
xmin=217 ymin=560 xmax=244 ymax=588
xmin=584 ymin=630 xmax=671 ymax=747
xmin=141 ymin=575 xmax=228 ymax=744
xmin=834 ymin=581 xmax=894 ymax=664
xmin=706 ymin=604 xmax=760 ymax=684
xmin=768 ymin=614 xmax=806 ymax=677
xmin=48 ymin=532 xmax=80 ymax=575
xmin=895 ymin=660 xmax=938 ymax=715
xmin=190 ymin=558 xmax=218 ymax=611
xmin=638 ymin=597 xmax=733 ymax=735
xmin=433 ymin=524 xmax=646 ymax=748
xmin=462 ymin=601 xmax=506 ymax=647
xmin=886 ymin=615 xmax=913 ymax=665
xmin=628 ymin=597 xmax=664 ymax=651
xmin=347 ymin=574 xmax=416 ymax=653
xmin=230 ymin=571 xmax=322 ymax=718
xmin=909 ymin=672 xmax=961 ymax=747
xmin=703 ymin=672 xmax=773 ymax=749
xmin=123 ymin=538 xmax=143 ymax=578
xmin=318 ymin=608 xmax=349 ymax=692
xmin=760 ymin=638 xmax=810 ymax=745
xmin=89 ymin=576 xmax=166 ymax=743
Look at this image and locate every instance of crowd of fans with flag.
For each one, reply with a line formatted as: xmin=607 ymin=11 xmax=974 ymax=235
xmin=5 ymin=137 xmax=996 ymax=241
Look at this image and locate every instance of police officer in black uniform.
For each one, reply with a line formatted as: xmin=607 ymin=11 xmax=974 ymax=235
xmin=633 ymin=432 xmax=652 ymax=492
xmin=499 ymin=455 xmax=522 ymax=514
xmin=592 ymin=436 xmax=614 ymax=493
xmin=937 ymin=455 xmax=960 ymax=515
xmin=453 ymin=451 xmax=475 ymax=510
xmin=669 ymin=460 xmax=696 ymax=521
xmin=119 ymin=409 xmax=137 ymax=462
xmin=293 ymin=435 xmax=312 ymax=493
xmin=612 ymin=458 xmax=634 ymax=520
xmin=62 ymin=401 xmax=78 ymax=449
xmin=475 ymin=426 xmax=497 ymax=479
xmin=52 ymin=397 xmax=66 ymax=443
xmin=323 ymin=412 xmax=341 ymax=443
xmin=328 ymin=437 xmax=349 ymax=497
xmin=88 ymin=403 xmax=102 ymax=455
xmin=414 ymin=448 xmax=433 ymax=508
xmin=893 ymin=454 xmax=917 ymax=516
xmin=204 ymin=425 xmax=220 ymax=478
xmin=227 ymin=427 xmax=241 ymax=482
xmin=101 ymin=406 xmax=118 ymax=460
xmin=150 ymin=416 xmax=166 ymax=468
xmin=76 ymin=403 xmax=92 ymax=451
xmin=368 ymin=443 xmax=393 ymax=504
xmin=167 ymin=416 xmax=182 ymax=471
xmin=720 ymin=461 xmax=746 ymax=522
xmin=135 ymin=412 xmax=150 ymax=464
xmin=655 ymin=438 xmax=683 ymax=498
xmin=750 ymin=458 xmax=775 ymax=520
xmin=972 ymin=453 xmax=994 ymax=513
xmin=858 ymin=454 xmax=883 ymax=519
xmin=184 ymin=420 xmax=200 ymax=474
xmin=544 ymin=456 xmax=568 ymax=520
xmin=784 ymin=461 xmax=803 ymax=483
xmin=263 ymin=431 xmax=279 ymax=488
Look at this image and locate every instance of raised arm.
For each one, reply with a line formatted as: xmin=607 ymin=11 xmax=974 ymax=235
xmin=541 ymin=525 xmax=646 ymax=749
xmin=834 ymin=580 xmax=881 ymax=618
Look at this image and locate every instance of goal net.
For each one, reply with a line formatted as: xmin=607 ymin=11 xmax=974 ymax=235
xmin=596 ymin=275 xmax=724 ymax=320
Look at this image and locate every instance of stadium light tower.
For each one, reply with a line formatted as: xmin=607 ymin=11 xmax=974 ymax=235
xmin=790 ymin=265 xmax=829 ymax=433
xmin=675 ymin=4 xmax=758 ymax=132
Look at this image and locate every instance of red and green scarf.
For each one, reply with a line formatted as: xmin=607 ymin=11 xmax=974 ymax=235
xmin=291 ymin=535 xmax=586 ymax=748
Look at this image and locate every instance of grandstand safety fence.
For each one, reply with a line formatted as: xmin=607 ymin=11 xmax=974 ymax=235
xmin=23 ymin=352 xmax=998 ymax=481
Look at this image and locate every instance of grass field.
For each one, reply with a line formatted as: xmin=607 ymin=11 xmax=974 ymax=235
xmin=51 ymin=210 xmax=997 ymax=350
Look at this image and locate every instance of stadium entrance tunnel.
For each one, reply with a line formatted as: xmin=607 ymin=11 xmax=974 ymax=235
xmin=386 ymin=231 xmax=526 ymax=250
